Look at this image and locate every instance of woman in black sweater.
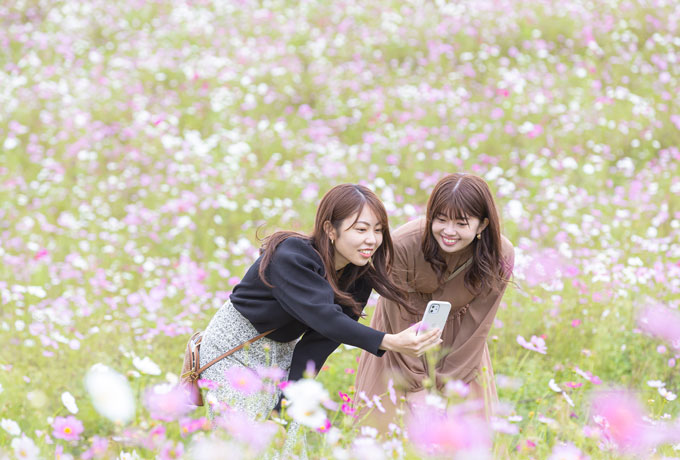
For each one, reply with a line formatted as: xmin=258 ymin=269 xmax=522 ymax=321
xmin=198 ymin=184 xmax=441 ymax=423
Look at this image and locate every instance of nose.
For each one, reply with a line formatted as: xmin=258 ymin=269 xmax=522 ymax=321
xmin=443 ymin=222 xmax=457 ymax=235
xmin=364 ymin=231 xmax=377 ymax=246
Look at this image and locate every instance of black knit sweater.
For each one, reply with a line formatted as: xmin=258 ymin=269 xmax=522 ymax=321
xmin=229 ymin=237 xmax=386 ymax=383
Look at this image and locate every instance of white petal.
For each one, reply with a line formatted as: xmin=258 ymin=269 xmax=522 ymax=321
xmin=61 ymin=391 xmax=79 ymax=414
xmin=548 ymin=379 xmax=562 ymax=393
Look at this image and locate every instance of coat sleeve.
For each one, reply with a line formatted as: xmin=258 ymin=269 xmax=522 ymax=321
xmin=267 ymin=239 xmax=386 ymax=356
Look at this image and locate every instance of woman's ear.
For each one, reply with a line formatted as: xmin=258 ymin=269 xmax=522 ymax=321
xmin=479 ymin=217 xmax=490 ymax=233
xmin=323 ymin=220 xmax=337 ymax=242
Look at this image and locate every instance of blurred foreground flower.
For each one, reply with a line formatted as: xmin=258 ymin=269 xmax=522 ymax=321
xmin=590 ymin=388 xmax=680 ymax=454
xmin=84 ymin=364 xmax=135 ymax=424
xmin=548 ymin=442 xmax=589 ymax=460
xmin=132 ymin=356 xmax=162 ymax=376
xmin=61 ymin=391 xmax=78 ymax=414
xmin=283 ymin=379 xmax=331 ymax=428
xmin=12 ymin=435 xmax=40 ymax=460
xmin=187 ymin=437 xmax=245 ymax=460
xmin=1 ymin=418 xmax=21 ymax=436
xmin=407 ymin=402 xmax=492 ymax=459
xmin=144 ymin=383 xmax=194 ymax=421
xmin=224 ymin=367 xmax=263 ymax=395
xmin=637 ymin=303 xmax=680 ymax=349
xmin=215 ymin=409 xmax=278 ymax=453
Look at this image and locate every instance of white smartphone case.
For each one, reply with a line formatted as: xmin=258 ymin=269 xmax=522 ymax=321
xmin=417 ymin=300 xmax=452 ymax=336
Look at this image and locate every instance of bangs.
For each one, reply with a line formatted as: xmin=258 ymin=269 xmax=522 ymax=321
xmin=345 ymin=200 xmax=388 ymax=229
xmin=432 ymin=190 xmax=478 ymax=221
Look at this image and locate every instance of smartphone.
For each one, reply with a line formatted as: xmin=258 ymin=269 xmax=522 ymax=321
xmin=416 ymin=300 xmax=452 ymax=337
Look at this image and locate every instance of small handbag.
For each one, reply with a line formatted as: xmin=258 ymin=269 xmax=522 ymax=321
xmin=180 ymin=328 xmax=274 ymax=406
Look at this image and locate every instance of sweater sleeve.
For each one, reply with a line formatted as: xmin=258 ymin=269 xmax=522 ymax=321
xmin=267 ymin=239 xmax=386 ymax=355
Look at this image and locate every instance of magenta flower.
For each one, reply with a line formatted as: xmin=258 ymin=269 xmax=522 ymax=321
xmin=224 ymin=367 xmax=262 ymax=395
xmin=341 ymin=403 xmax=356 ymax=416
xmin=316 ymin=419 xmax=332 ymax=433
xmin=52 ymin=415 xmax=84 ymax=441
xmin=517 ymin=335 xmax=547 ymax=354
xmin=407 ymin=404 xmax=491 ymax=457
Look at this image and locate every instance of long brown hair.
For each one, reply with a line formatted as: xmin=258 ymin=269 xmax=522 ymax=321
xmin=258 ymin=184 xmax=408 ymax=316
xmin=422 ymin=173 xmax=511 ymax=295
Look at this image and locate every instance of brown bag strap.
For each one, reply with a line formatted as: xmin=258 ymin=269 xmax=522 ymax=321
xmin=196 ymin=329 xmax=275 ymax=375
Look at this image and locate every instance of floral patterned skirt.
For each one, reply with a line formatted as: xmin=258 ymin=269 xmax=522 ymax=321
xmin=199 ymin=299 xmax=297 ymax=420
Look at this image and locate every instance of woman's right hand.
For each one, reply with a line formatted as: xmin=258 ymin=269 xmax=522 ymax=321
xmin=379 ymin=322 xmax=442 ymax=357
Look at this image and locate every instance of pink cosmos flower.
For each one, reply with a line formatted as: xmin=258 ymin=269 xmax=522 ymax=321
xmin=224 ymin=367 xmax=262 ymax=395
xmin=341 ymin=403 xmax=356 ymax=416
xmin=52 ymin=415 xmax=84 ymax=441
xmin=517 ymin=335 xmax=547 ymax=354
xmin=637 ymin=303 xmax=680 ymax=349
xmin=590 ymin=389 xmax=648 ymax=453
xmin=316 ymin=419 xmax=332 ymax=433
xmin=574 ymin=367 xmax=602 ymax=385
xmin=387 ymin=378 xmax=398 ymax=405
xmin=216 ymin=409 xmax=277 ymax=452
xmin=179 ymin=417 xmax=208 ymax=437
xmin=144 ymin=384 xmax=194 ymax=422
xmin=548 ymin=442 xmax=589 ymax=459
xmin=407 ymin=404 xmax=492 ymax=458
xmin=81 ymin=436 xmax=109 ymax=460
xmin=338 ymin=391 xmax=352 ymax=403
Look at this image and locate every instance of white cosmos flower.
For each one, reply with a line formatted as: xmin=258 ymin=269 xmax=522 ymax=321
xmin=548 ymin=379 xmax=563 ymax=393
xmin=11 ymin=435 xmax=40 ymax=460
xmin=283 ymin=379 xmax=330 ymax=428
xmin=132 ymin=356 xmax=161 ymax=375
xmin=84 ymin=364 xmax=135 ymax=423
xmin=287 ymin=404 xmax=327 ymax=429
xmin=61 ymin=392 xmax=78 ymax=414
xmin=283 ymin=379 xmax=329 ymax=406
xmin=118 ymin=450 xmax=142 ymax=460
xmin=659 ymin=387 xmax=677 ymax=401
xmin=1 ymin=418 xmax=21 ymax=436
xmin=647 ymin=380 xmax=666 ymax=388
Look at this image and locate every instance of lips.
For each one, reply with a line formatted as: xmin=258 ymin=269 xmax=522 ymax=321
xmin=441 ymin=236 xmax=458 ymax=246
xmin=358 ymin=248 xmax=373 ymax=258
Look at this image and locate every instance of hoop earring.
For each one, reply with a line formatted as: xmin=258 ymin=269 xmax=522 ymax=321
xmin=330 ymin=239 xmax=334 ymax=245
xmin=476 ymin=233 xmax=482 ymax=240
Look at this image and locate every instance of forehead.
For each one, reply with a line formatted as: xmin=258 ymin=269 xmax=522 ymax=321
xmin=343 ymin=204 xmax=382 ymax=227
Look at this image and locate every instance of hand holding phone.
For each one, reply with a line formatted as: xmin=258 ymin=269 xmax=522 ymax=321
xmin=416 ymin=300 xmax=452 ymax=337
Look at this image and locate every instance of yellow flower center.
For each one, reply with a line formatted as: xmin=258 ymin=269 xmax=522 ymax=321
xmin=64 ymin=427 xmax=72 ymax=434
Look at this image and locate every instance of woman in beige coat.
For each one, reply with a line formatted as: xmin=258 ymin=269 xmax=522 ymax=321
xmin=354 ymin=173 xmax=514 ymax=430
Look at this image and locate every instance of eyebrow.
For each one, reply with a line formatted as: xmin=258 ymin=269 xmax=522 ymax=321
xmin=355 ymin=220 xmax=381 ymax=226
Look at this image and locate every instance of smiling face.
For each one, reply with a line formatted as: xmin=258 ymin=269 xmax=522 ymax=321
xmin=431 ymin=213 xmax=488 ymax=254
xmin=326 ymin=205 xmax=383 ymax=270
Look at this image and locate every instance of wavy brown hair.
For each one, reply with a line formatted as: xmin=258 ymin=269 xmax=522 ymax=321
xmin=422 ymin=173 xmax=511 ymax=295
xmin=258 ymin=184 xmax=408 ymax=316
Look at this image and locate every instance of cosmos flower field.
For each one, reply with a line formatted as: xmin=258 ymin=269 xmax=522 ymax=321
xmin=1 ymin=0 xmax=680 ymax=458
